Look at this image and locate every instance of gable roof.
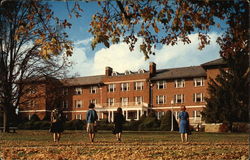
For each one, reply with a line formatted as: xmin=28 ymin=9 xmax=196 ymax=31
xmin=201 ymin=58 xmax=226 ymax=67
xmin=151 ymin=66 xmax=206 ymax=81
xmin=60 ymin=75 xmax=104 ymax=86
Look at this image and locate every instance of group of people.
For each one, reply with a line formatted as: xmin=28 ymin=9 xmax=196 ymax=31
xmin=50 ymin=104 xmax=190 ymax=143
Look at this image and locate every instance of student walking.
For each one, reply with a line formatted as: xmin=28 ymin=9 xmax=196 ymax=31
xmin=86 ymin=103 xmax=98 ymax=143
xmin=113 ymin=107 xmax=125 ymax=142
xmin=178 ymin=105 xmax=190 ymax=143
xmin=50 ymin=108 xmax=64 ymax=142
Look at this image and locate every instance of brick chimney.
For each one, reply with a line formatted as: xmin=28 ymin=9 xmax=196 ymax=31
xmin=149 ymin=62 xmax=156 ymax=76
xmin=105 ymin=66 xmax=113 ymax=76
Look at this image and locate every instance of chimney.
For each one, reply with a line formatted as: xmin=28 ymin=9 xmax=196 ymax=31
xmin=105 ymin=66 xmax=113 ymax=76
xmin=149 ymin=62 xmax=156 ymax=76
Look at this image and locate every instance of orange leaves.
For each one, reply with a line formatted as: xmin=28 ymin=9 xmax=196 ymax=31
xmin=152 ymin=21 xmax=159 ymax=33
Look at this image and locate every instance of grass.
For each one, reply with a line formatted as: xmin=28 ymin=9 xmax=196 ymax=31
xmin=0 ymin=130 xmax=249 ymax=159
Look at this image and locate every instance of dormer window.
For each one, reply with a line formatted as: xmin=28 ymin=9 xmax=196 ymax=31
xmin=138 ymin=69 xmax=145 ymax=74
xmin=125 ymin=70 xmax=132 ymax=75
xmin=112 ymin=72 xmax=119 ymax=76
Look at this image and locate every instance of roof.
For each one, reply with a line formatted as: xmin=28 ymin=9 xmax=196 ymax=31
xmin=60 ymin=75 xmax=104 ymax=86
xmin=201 ymin=58 xmax=226 ymax=67
xmin=151 ymin=66 xmax=206 ymax=81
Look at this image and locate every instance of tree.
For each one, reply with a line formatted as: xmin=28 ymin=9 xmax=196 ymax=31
xmin=202 ymin=53 xmax=249 ymax=132
xmin=90 ymin=0 xmax=249 ymax=132
xmin=0 ymin=1 xmax=74 ymax=132
xmin=90 ymin=0 xmax=249 ymax=59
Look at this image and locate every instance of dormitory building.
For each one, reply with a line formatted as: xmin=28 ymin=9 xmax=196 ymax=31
xmin=19 ymin=58 xmax=226 ymax=125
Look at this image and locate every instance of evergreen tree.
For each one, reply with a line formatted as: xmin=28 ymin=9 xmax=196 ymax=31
xmin=203 ymin=53 xmax=249 ymax=131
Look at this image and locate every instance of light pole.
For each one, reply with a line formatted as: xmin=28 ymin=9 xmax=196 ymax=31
xmin=171 ymin=100 xmax=174 ymax=131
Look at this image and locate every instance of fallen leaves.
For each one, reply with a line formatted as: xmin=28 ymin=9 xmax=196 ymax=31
xmin=0 ymin=131 xmax=249 ymax=160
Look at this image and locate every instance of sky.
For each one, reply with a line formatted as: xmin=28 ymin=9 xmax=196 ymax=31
xmin=50 ymin=1 xmax=222 ymax=77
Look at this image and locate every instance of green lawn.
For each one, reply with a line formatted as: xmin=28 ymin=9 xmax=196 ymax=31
xmin=0 ymin=130 xmax=249 ymax=159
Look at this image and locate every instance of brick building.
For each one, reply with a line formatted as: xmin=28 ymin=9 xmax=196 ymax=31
xmin=19 ymin=58 xmax=226 ymax=125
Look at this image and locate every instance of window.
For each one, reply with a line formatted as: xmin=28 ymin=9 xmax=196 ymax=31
xmin=89 ymin=99 xmax=97 ymax=105
xmin=75 ymin=100 xmax=82 ymax=108
xmin=121 ymin=97 xmax=129 ymax=106
xmin=108 ymin=84 xmax=116 ymax=92
xmin=174 ymin=94 xmax=184 ymax=103
xmin=90 ymin=86 xmax=97 ymax=94
xmin=75 ymin=114 xmax=82 ymax=120
xmin=157 ymin=81 xmax=166 ymax=89
xmin=62 ymin=100 xmax=68 ymax=108
xmin=193 ymin=93 xmax=204 ymax=102
xmin=74 ymin=87 xmax=82 ymax=95
xmin=138 ymin=69 xmax=145 ymax=74
xmin=194 ymin=78 xmax=204 ymax=87
xmin=135 ymin=96 xmax=143 ymax=105
xmin=112 ymin=72 xmax=119 ymax=76
xmin=125 ymin=70 xmax=132 ymax=75
xmin=107 ymin=98 xmax=115 ymax=106
xmin=134 ymin=81 xmax=144 ymax=90
xmin=193 ymin=111 xmax=201 ymax=117
xmin=157 ymin=112 xmax=165 ymax=119
xmin=121 ymin=83 xmax=129 ymax=91
xmin=175 ymin=79 xmax=185 ymax=88
xmin=156 ymin=95 xmax=166 ymax=104
xmin=63 ymin=88 xmax=68 ymax=95
xmin=196 ymin=111 xmax=201 ymax=117
xmin=29 ymin=100 xmax=36 ymax=107
xmin=29 ymin=88 xmax=37 ymax=94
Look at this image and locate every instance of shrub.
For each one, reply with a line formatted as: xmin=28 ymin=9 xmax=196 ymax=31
xmin=64 ymin=119 xmax=86 ymax=130
xmin=18 ymin=120 xmax=50 ymax=130
xmin=97 ymin=119 xmax=113 ymax=130
xmin=30 ymin=114 xmax=40 ymax=121
xmin=159 ymin=111 xmax=179 ymax=131
xmin=138 ymin=115 xmax=160 ymax=131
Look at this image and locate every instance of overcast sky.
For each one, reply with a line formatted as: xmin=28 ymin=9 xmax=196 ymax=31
xmin=51 ymin=2 xmax=221 ymax=77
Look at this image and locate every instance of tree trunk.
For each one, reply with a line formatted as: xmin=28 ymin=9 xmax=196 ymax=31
xmin=3 ymin=110 xmax=9 ymax=132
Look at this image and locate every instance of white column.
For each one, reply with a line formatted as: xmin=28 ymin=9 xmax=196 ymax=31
xmin=126 ymin=110 xmax=128 ymax=121
xmin=98 ymin=112 xmax=100 ymax=120
xmin=101 ymin=113 xmax=104 ymax=119
xmin=137 ymin=110 xmax=139 ymax=120
xmin=108 ymin=111 xmax=111 ymax=122
xmin=111 ymin=111 xmax=114 ymax=122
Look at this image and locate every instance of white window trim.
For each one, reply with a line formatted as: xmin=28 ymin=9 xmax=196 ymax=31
xmin=121 ymin=83 xmax=129 ymax=91
xmin=90 ymin=99 xmax=97 ymax=105
xmin=175 ymin=94 xmax=184 ymax=103
xmin=108 ymin=98 xmax=115 ymax=106
xmin=135 ymin=96 xmax=143 ymax=105
xmin=108 ymin=84 xmax=116 ymax=92
xmin=157 ymin=81 xmax=166 ymax=89
xmin=121 ymin=97 xmax=129 ymax=106
xmin=194 ymin=77 xmax=204 ymax=87
xmin=135 ymin=81 xmax=144 ymax=90
xmin=90 ymin=86 xmax=97 ymax=94
xmin=75 ymin=100 xmax=82 ymax=108
xmin=156 ymin=95 xmax=165 ymax=104
xmin=193 ymin=93 xmax=204 ymax=102
xmin=75 ymin=87 xmax=82 ymax=95
xmin=175 ymin=79 xmax=185 ymax=88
